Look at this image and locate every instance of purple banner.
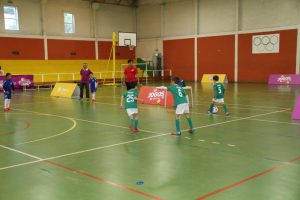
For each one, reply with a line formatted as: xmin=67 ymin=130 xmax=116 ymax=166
xmin=0 ymin=75 xmax=34 ymax=90
xmin=292 ymin=95 xmax=300 ymax=120
xmin=268 ymin=74 xmax=300 ymax=85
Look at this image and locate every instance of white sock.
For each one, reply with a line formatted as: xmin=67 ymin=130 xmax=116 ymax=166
xmin=92 ymin=93 xmax=96 ymax=100
xmin=4 ymin=99 xmax=8 ymax=108
xmin=8 ymin=99 xmax=11 ymax=108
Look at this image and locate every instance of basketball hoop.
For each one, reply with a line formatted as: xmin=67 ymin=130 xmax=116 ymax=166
xmin=128 ymin=45 xmax=135 ymax=51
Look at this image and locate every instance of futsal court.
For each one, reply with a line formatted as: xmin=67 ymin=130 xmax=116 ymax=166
xmin=0 ymin=83 xmax=299 ymax=200
xmin=1 ymin=0 xmax=300 ymax=200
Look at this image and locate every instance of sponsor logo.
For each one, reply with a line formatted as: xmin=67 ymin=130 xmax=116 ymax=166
xmin=18 ymin=78 xmax=32 ymax=86
xmin=147 ymin=89 xmax=165 ymax=104
xmin=277 ymin=75 xmax=292 ymax=84
xmin=57 ymin=87 xmax=69 ymax=94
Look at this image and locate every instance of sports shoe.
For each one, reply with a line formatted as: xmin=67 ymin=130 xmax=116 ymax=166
xmin=207 ymin=111 xmax=212 ymax=115
xmin=3 ymin=108 xmax=9 ymax=111
xmin=225 ymin=112 xmax=230 ymax=116
xmin=171 ymin=131 xmax=181 ymax=136
xmin=188 ymin=129 xmax=195 ymax=134
xmin=133 ymin=129 xmax=140 ymax=133
xmin=91 ymin=99 xmax=96 ymax=103
xmin=7 ymin=108 xmax=12 ymax=110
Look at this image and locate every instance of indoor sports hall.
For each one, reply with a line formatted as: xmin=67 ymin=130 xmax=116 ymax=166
xmin=0 ymin=0 xmax=300 ymax=200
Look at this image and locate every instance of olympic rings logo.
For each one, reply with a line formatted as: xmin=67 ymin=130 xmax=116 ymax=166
xmin=252 ymin=34 xmax=279 ymax=53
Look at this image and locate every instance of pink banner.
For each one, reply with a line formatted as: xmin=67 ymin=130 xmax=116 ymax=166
xmin=268 ymin=74 xmax=300 ymax=85
xmin=0 ymin=75 xmax=34 ymax=90
xmin=292 ymin=95 xmax=300 ymax=120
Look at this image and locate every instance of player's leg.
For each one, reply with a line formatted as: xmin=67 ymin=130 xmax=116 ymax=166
xmin=7 ymin=95 xmax=11 ymax=110
xmin=208 ymin=100 xmax=215 ymax=114
xmin=3 ymin=96 xmax=8 ymax=110
xmin=184 ymin=104 xmax=194 ymax=133
xmin=85 ymin=83 xmax=90 ymax=99
xmin=79 ymin=83 xmax=84 ymax=99
xmin=125 ymin=82 xmax=130 ymax=90
xmin=133 ymin=113 xmax=139 ymax=132
xmin=175 ymin=114 xmax=181 ymax=135
xmin=221 ymin=103 xmax=229 ymax=115
xmin=92 ymin=92 xmax=96 ymax=101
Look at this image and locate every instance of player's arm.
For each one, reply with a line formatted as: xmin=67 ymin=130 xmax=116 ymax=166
xmin=182 ymin=86 xmax=191 ymax=90
xmin=156 ymin=86 xmax=167 ymax=90
xmin=135 ymin=97 xmax=144 ymax=103
xmin=120 ymin=96 xmax=124 ymax=108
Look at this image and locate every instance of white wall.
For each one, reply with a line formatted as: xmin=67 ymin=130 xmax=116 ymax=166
xmin=239 ymin=0 xmax=299 ymax=30
xmin=137 ymin=4 xmax=161 ymax=39
xmin=164 ymin=0 xmax=195 ymax=37
xmin=96 ymin=4 xmax=136 ymax=39
xmin=45 ymin=0 xmax=92 ymax=38
xmin=198 ymin=0 xmax=236 ymax=34
xmin=136 ymin=38 xmax=163 ymax=61
xmin=0 ymin=0 xmax=42 ymax=35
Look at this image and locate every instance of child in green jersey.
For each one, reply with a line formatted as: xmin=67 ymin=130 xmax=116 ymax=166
xmin=120 ymin=82 xmax=144 ymax=132
xmin=158 ymin=77 xmax=194 ymax=136
xmin=208 ymin=75 xmax=229 ymax=116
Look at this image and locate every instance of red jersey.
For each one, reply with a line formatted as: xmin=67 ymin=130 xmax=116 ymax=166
xmin=124 ymin=66 xmax=138 ymax=82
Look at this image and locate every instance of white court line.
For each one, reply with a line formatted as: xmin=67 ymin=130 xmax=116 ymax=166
xmin=190 ymin=111 xmax=298 ymax=126
xmin=227 ymin=144 xmax=236 ymax=147
xmin=199 ymin=140 xmax=205 ymax=142
xmin=0 ymin=145 xmax=42 ymax=160
xmin=13 ymin=108 xmax=161 ymax=136
xmin=211 ymin=142 xmax=220 ymax=145
xmin=0 ymin=108 xmax=289 ymax=171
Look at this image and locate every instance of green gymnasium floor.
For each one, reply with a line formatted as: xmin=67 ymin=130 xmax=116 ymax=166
xmin=0 ymin=83 xmax=300 ymax=200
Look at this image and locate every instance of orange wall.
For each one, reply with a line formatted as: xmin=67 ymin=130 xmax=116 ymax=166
xmin=238 ymin=29 xmax=297 ymax=82
xmin=98 ymin=41 xmax=135 ymax=60
xmin=198 ymin=35 xmax=235 ymax=81
xmin=163 ymin=38 xmax=195 ymax=80
xmin=0 ymin=37 xmax=44 ymax=60
xmin=48 ymin=39 xmax=96 ymax=60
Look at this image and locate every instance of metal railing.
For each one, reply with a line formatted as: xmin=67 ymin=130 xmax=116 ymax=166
xmin=33 ymin=69 xmax=172 ymax=84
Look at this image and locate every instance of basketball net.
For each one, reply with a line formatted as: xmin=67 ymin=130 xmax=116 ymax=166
xmin=128 ymin=45 xmax=135 ymax=51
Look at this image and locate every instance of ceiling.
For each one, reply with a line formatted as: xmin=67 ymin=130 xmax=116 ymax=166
xmin=81 ymin=0 xmax=186 ymax=7
xmin=82 ymin=0 xmax=138 ymax=7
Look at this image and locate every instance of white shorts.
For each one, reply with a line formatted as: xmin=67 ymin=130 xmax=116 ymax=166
xmin=126 ymin=108 xmax=138 ymax=116
xmin=213 ymin=98 xmax=224 ymax=104
xmin=176 ymin=103 xmax=189 ymax=115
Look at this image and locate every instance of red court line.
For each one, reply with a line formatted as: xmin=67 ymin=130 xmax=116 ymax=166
xmin=45 ymin=160 xmax=162 ymax=200
xmin=196 ymin=156 xmax=300 ymax=200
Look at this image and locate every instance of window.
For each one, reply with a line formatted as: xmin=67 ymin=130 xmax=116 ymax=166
xmin=64 ymin=12 xmax=75 ymax=34
xmin=3 ymin=6 xmax=19 ymax=31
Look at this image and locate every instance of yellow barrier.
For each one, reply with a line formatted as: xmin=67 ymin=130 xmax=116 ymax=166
xmin=51 ymin=83 xmax=79 ymax=98
xmin=201 ymin=74 xmax=228 ymax=83
xmin=0 ymin=59 xmax=132 ymax=83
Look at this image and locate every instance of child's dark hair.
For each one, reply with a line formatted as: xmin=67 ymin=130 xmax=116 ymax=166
xmin=172 ymin=76 xmax=180 ymax=84
xmin=213 ymin=75 xmax=219 ymax=81
xmin=90 ymin=72 xmax=93 ymax=75
xmin=6 ymin=73 xmax=11 ymax=77
xmin=128 ymin=59 xmax=133 ymax=63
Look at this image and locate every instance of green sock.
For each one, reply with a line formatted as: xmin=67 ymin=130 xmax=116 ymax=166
xmin=209 ymin=103 xmax=214 ymax=112
xmin=134 ymin=119 xmax=139 ymax=129
xmin=175 ymin=119 xmax=180 ymax=132
xmin=222 ymin=104 xmax=228 ymax=113
xmin=130 ymin=118 xmax=134 ymax=126
xmin=187 ymin=118 xmax=193 ymax=129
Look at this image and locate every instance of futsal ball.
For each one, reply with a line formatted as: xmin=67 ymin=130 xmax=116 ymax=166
xmin=212 ymin=106 xmax=219 ymax=114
